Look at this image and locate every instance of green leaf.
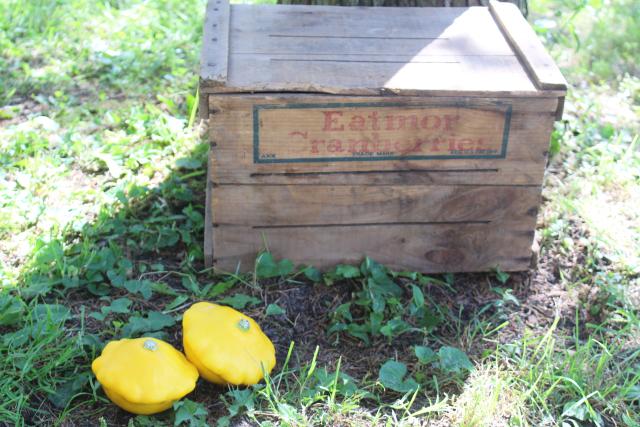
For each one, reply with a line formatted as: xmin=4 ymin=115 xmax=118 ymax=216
xmin=378 ymin=360 xmax=419 ymax=393
xmin=437 ymin=346 xmax=474 ymax=374
xmin=181 ymin=275 xmax=200 ymax=295
xmin=151 ymin=281 xmax=180 ymax=296
xmin=266 ymin=303 xmax=286 ymax=316
xmin=206 ymin=278 xmax=237 ymax=298
xmin=493 ymin=267 xmax=510 ymax=285
xmin=166 ymin=295 xmax=189 ymax=311
xmin=414 ymin=346 xmax=437 ymax=364
xmin=173 ymin=399 xmax=209 ymax=427
xmin=121 ymin=311 xmax=176 ymax=337
xmin=410 ymin=284 xmax=425 ymax=311
xmin=124 ymin=279 xmax=153 ymax=300
xmin=255 ymin=252 xmax=294 ymax=279
xmin=48 ymin=373 xmax=91 ymax=408
xmin=0 ymin=294 xmax=25 ymax=326
xmin=334 ymin=264 xmax=361 ymax=279
xmin=380 ymin=318 xmax=411 ymax=338
xmin=223 ymin=388 xmax=255 ymax=418
xmin=302 ymin=266 xmax=322 ymax=282
xmin=562 ymin=401 xmax=588 ymax=422
xmin=175 ymin=157 xmax=202 ymax=170
xmin=219 ymin=294 xmax=261 ymax=310
xmin=32 ymin=304 xmax=70 ymax=324
xmin=106 ymin=297 xmax=132 ymax=314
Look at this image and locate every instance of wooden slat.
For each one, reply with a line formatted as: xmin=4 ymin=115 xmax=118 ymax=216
xmin=200 ymin=0 xmax=230 ymax=86
xmin=211 ymin=222 xmax=535 ymax=273
xmin=230 ymin=6 xmax=514 ymax=56
xmin=208 ymin=94 xmax=557 ymax=185
xmin=199 ymin=4 xmax=544 ymax=95
xmin=226 ymin=55 xmax=536 ymax=94
xmin=212 ymin=185 xmax=541 ymax=226
xmin=489 ymin=0 xmax=567 ymax=91
xmin=204 ymin=151 xmax=215 ymax=266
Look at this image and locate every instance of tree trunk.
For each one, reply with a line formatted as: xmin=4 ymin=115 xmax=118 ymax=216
xmin=277 ymin=0 xmax=528 ymax=16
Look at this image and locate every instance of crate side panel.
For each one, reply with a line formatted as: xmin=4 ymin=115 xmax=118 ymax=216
xmin=211 ymin=221 xmax=535 ymax=273
xmin=211 ymin=185 xmax=540 ymax=226
xmin=208 ymin=95 xmax=556 ymax=185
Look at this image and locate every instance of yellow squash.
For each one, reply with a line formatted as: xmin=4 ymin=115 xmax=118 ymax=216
xmin=91 ymin=337 xmax=199 ymax=414
xmin=182 ymin=302 xmax=276 ymax=385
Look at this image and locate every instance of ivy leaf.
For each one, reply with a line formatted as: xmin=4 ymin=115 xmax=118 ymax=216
xmin=265 ymin=303 xmax=286 ymax=316
xmin=48 ymin=372 xmax=91 ymax=408
xmin=334 ymin=264 xmax=361 ymax=279
xmin=0 ymin=294 xmax=25 ymax=326
xmin=222 ymin=388 xmax=255 ymax=419
xmin=106 ymin=297 xmax=133 ymax=314
xmin=414 ymin=346 xmax=437 ymax=364
xmin=32 ymin=304 xmax=70 ymax=324
xmin=302 ymin=266 xmax=322 ymax=282
xmin=124 ymin=279 xmax=153 ymax=300
xmin=173 ymin=399 xmax=209 ymax=427
xmin=219 ymin=294 xmax=260 ymax=310
xmin=380 ymin=318 xmax=411 ymax=338
xmin=121 ymin=311 xmax=176 ymax=337
xmin=378 ymin=360 xmax=419 ymax=393
xmin=255 ymin=252 xmax=294 ymax=279
xmin=437 ymin=346 xmax=474 ymax=374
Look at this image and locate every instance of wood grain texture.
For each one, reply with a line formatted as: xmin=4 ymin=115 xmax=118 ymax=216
xmin=211 ymin=222 xmax=536 ymax=272
xmin=200 ymin=0 xmax=230 ymax=86
xmin=211 ymin=184 xmax=541 ymax=226
xmin=489 ymin=0 xmax=567 ymax=91
xmin=204 ymin=152 xmax=215 ymax=266
xmin=200 ymin=4 xmax=546 ymax=95
xmin=208 ymin=94 xmax=557 ymax=185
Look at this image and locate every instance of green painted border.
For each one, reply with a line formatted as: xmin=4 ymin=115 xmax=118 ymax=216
xmin=253 ymin=101 xmax=512 ymax=164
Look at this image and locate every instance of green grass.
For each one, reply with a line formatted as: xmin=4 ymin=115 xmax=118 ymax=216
xmin=1 ymin=0 xmax=639 ymax=426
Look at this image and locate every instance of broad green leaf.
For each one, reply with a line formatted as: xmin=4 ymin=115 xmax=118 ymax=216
xmin=378 ymin=360 xmax=419 ymax=393
xmin=380 ymin=318 xmax=411 ymax=338
xmin=302 ymin=266 xmax=322 ymax=282
xmin=0 ymin=294 xmax=25 ymax=326
xmin=124 ymin=279 xmax=153 ymax=300
xmin=219 ymin=294 xmax=260 ymax=309
xmin=121 ymin=311 xmax=176 ymax=337
xmin=106 ymin=297 xmax=132 ymax=314
xmin=48 ymin=373 xmax=91 ymax=408
xmin=255 ymin=252 xmax=294 ymax=279
xmin=334 ymin=264 xmax=361 ymax=279
xmin=266 ymin=303 xmax=286 ymax=316
xmin=32 ymin=304 xmax=70 ymax=324
xmin=173 ymin=399 xmax=209 ymax=427
xmin=414 ymin=346 xmax=437 ymax=364
xmin=437 ymin=346 xmax=474 ymax=373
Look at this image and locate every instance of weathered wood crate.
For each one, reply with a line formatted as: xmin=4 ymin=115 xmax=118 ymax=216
xmin=199 ymin=0 xmax=566 ymax=273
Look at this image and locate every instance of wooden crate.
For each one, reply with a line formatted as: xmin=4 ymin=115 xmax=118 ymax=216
xmin=199 ymin=0 xmax=566 ymax=273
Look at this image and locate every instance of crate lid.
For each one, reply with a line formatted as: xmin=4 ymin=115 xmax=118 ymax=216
xmin=200 ymin=0 xmax=566 ymax=97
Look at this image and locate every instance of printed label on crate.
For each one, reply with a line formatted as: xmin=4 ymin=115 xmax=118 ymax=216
xmin=253 ymin=102 xmax=511 ymax=164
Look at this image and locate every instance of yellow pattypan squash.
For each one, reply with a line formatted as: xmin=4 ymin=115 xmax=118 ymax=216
xmin=91 ymin=337 xmax=199 ymax=415
xmin=183 ymin=302 xmax=276 ymax=385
